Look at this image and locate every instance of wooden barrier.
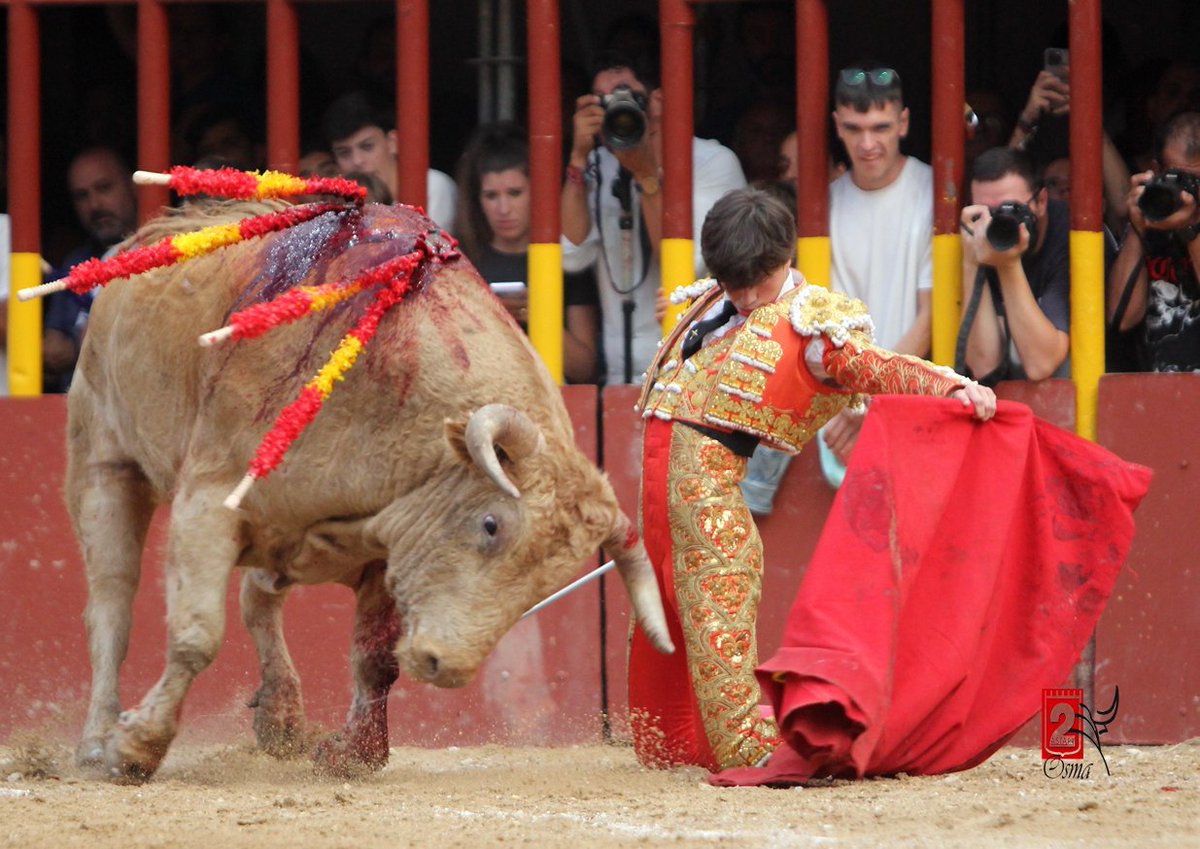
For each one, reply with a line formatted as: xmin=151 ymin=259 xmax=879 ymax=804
xmin=1095 ymin=374 xmax=1200 ymax=743
xmin=2 ymin=377 xmax=1195 ymax=748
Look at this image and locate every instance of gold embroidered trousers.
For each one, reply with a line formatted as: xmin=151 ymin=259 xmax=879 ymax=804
xmin=628 ymin=418 xmax=780 ymax=771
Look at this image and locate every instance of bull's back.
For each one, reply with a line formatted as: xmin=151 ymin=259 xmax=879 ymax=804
xmin=69 ymin=201 xmax=569 ymax=508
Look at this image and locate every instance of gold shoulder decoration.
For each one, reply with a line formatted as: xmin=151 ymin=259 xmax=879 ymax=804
xmin=788 ymin=285 xmax=875 ymax=347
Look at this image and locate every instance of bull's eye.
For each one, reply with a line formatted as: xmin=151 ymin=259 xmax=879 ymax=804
xmin=483 ymin=515 xmax=499 ymax=537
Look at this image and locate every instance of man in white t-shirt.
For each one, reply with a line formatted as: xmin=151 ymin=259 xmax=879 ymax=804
xmin=824 ymin=66 xmax=934 ymax=462
xmin=561 ymin=50 xmax=746 ymax=385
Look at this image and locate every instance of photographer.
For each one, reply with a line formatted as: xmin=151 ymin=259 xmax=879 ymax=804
xmin=1107 ymin=111 xmax=1200 ymax=372
xmin=959 ymin=147 xmax=1071 ymax=384
xmin=561 ymin=50 xmax=746 ymax=385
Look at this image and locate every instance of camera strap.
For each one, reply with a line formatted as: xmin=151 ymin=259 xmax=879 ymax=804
xmin=1109 ymin=228 xmax=1146 ymax=334
xmin=954 ymin=267 xmax=988 ymax=376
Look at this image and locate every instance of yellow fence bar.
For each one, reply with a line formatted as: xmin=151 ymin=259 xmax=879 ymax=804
xmin=1070 ymin=229 xmax=1105 ymax=441
xmin=527 ymin=241 xmax=563 ymax=384
xmin=931 ymin=232 xmax=963 ymax=367
xmin=796 ymin=235 xmax=830 ymax=289
xmin=8 ymin=253 xmax=43 ymax=396
xmin=659 ymin=236 xmax=693 ymax=335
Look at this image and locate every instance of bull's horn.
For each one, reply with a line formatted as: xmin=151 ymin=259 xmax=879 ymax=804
xmin=464 ymin=404 xmax=545 ymax=499
xmin=604 ymin=513 xmax=675 ymax=655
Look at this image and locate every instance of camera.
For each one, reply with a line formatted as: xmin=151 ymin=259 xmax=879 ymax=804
xmin=986 ymin=201 xmax=1039 ymax=252
xmin=1137 ymin=169 xmax=1200 ymax=223
xmin=600 ymin=85 xmax=648 ymax=150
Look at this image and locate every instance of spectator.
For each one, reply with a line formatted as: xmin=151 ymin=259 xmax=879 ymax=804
xmin=1118 ymin=59 xmax=1200 ymax=174
xmin=456 ymin=122 xmax=600 ymax=384
xmin=958 ymin=147 xmax=1070 ymax=384
xmin=1106 ymin=111 xmax=1200 ymax=372
xmin=812 ymin=66 xmax=934 ymax=476
xmin=185 ymin=105 xmax=264 ymax=173
xmin=1007 ymin=60 xmax=1132 ymax=233
xmin=731 ymin=99 xmax=794 ymax=184
xmin=829 ymin=66 xmax=932 ymax=356
xmin=561 ymin=49 xmax=746 ymax=385
xmin=321 ymin=91 xmax=457 ymax=233
xmin=778 ymin=130 xmax=847 ymax=186
xmin=44 ymin=147 xmax=138 ymax=393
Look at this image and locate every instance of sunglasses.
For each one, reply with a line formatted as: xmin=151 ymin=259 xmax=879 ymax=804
xmin=839 ymin=67 xmax=900 ymax=87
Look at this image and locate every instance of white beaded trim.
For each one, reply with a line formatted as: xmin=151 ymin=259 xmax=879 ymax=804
xmin=719 ymin=384 xmax=763 ymax=403
xmin=670 ymin=277 xmax=719 ymax=304
xmin=731 ymin=352 xmax=775 ymax=374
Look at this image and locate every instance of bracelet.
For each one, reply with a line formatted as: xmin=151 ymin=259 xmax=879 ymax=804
xmin=1016 ymin=115 xmax=1039 ymax=134
xmin=565 ymin=164 xmax=585 ymax=186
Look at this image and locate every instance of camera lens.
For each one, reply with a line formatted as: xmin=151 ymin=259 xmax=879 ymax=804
xmin=601 ymin=88 xmax=647 ymax=150
xmin=986 ymin=215 xmax=1022 ymax=252
xmin=1138 ymin=181 xmax=1182 ymax=223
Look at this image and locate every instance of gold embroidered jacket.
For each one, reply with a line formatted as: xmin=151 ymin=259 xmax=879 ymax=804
xmin=637 ymin=278 xmax=970 ymax=453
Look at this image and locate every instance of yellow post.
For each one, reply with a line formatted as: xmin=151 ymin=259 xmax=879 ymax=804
xmin=659 ymin=237 xmax=693 ymax=335
xmin=931 ymin=232 xmax=963 ymax=367
xmin=527 ymin=241 xmax=563 ymax=384
xmin=1070 ymin=229 xmax=1104 ymax=441
xmin=796 ymin=235 xmax=830 ymax=289
xmin=8 ymin=252 xmax=43 ymax=396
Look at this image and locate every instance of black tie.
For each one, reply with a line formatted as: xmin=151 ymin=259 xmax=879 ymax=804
xmin=681 ymin=299 xmax=738 ymax=361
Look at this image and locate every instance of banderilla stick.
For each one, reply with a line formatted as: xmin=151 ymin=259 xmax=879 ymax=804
xmin=521 ymin=559 xmax=616 ymax=620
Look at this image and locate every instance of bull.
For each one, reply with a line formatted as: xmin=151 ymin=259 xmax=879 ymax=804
xmin=66 ymin=200 xmax=672 ymax=781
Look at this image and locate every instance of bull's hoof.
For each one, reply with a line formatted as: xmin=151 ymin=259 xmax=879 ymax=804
xmin=101 ymin=715 xmax=169 ymax=783
xmin=312 ymin=732 xmax=389 ymax=779
xmin=252 ymin=712 xmax=317 ymax=759
xmin=76 ymin=737 xmax=108 ymax=769
xmin=248 ymin=682 xmax=312 ymax=758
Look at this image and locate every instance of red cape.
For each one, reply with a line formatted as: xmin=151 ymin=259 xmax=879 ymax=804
xmin=712 ymin=397 xmax=1151 ymax=787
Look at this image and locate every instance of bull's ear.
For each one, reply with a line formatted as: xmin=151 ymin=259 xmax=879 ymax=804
xmin=445 ymin=418 xmax=471 ymax=464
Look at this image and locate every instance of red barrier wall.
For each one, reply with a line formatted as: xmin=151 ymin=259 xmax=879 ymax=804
xmin=3 ymin=378 xmax=1194 ymax=749
xmin=1095 ymin=374 xmax=1200 ymax=743
xmin=0 ymin=388 xmax=605 ymax=747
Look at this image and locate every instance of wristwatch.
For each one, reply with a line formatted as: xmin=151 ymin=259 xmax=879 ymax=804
xmin=637 ymin=172 xmax=661 ymax=196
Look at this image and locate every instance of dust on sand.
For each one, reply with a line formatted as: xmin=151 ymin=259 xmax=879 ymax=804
xmin=1 ymin=739 xmax=1197 ymax=848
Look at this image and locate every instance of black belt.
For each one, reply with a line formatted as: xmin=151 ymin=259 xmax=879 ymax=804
xmin=681 ymin=421 xmax=759 ymax=458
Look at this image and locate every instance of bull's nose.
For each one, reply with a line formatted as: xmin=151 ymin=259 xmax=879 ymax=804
xmin=405 ymin=640 xmax=474 ymax=688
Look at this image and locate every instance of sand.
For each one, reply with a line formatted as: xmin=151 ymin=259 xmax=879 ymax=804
xmin=1 ymin=738 xmax=1196 ymax=848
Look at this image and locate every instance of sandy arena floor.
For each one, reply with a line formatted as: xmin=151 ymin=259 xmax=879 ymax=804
xmin=1 ymin=738 xmax=1196 ymax=848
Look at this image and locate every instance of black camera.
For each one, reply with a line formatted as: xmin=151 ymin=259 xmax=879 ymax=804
xmin=600 ymin=85 xmax=648 ymax=150
xmin=986 ymin=201 xmax=1038 ymax=252
xmin=1137 ymin=169 xmax=1200 ymax=223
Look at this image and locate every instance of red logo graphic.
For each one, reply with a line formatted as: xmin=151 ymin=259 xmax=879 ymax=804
xmin=1042 ymin=688 xmax=1083 ymax=760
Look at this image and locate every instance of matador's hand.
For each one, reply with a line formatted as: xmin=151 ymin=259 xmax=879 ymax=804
xmin=951 ymin=382 xmax=996 ymax=421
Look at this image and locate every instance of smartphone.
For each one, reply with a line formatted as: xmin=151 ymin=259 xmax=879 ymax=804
xmin=488 ymin=281 xmax=528 ymax=297
xmin=1044 ymin=48 xmax=1069 ymax=82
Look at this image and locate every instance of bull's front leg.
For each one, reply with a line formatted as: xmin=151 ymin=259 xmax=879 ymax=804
xmin=102 ymin=485 xmax=241 ymax=782
xmin=314 ymin=560 xmax=400 ymax=776
xmin=240 ymin=569 xmax=312 ymax=757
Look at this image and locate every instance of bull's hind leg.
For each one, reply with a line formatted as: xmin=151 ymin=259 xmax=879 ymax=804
xmin=314 ymin=560 xmax=400 ymax=776
xmin=240 ymin=569 xmax=311 ymax=756
xmin=66 ymin=419 xmax=157 ymax=768
xmin=102 ymin=485 xmax=241 ymax=781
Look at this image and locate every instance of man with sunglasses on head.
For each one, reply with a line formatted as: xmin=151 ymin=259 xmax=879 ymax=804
xmin=819 ymin=66 xmax=934 ymax=467
xmin=959 ymin=146 xmax=1071 ymax=384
